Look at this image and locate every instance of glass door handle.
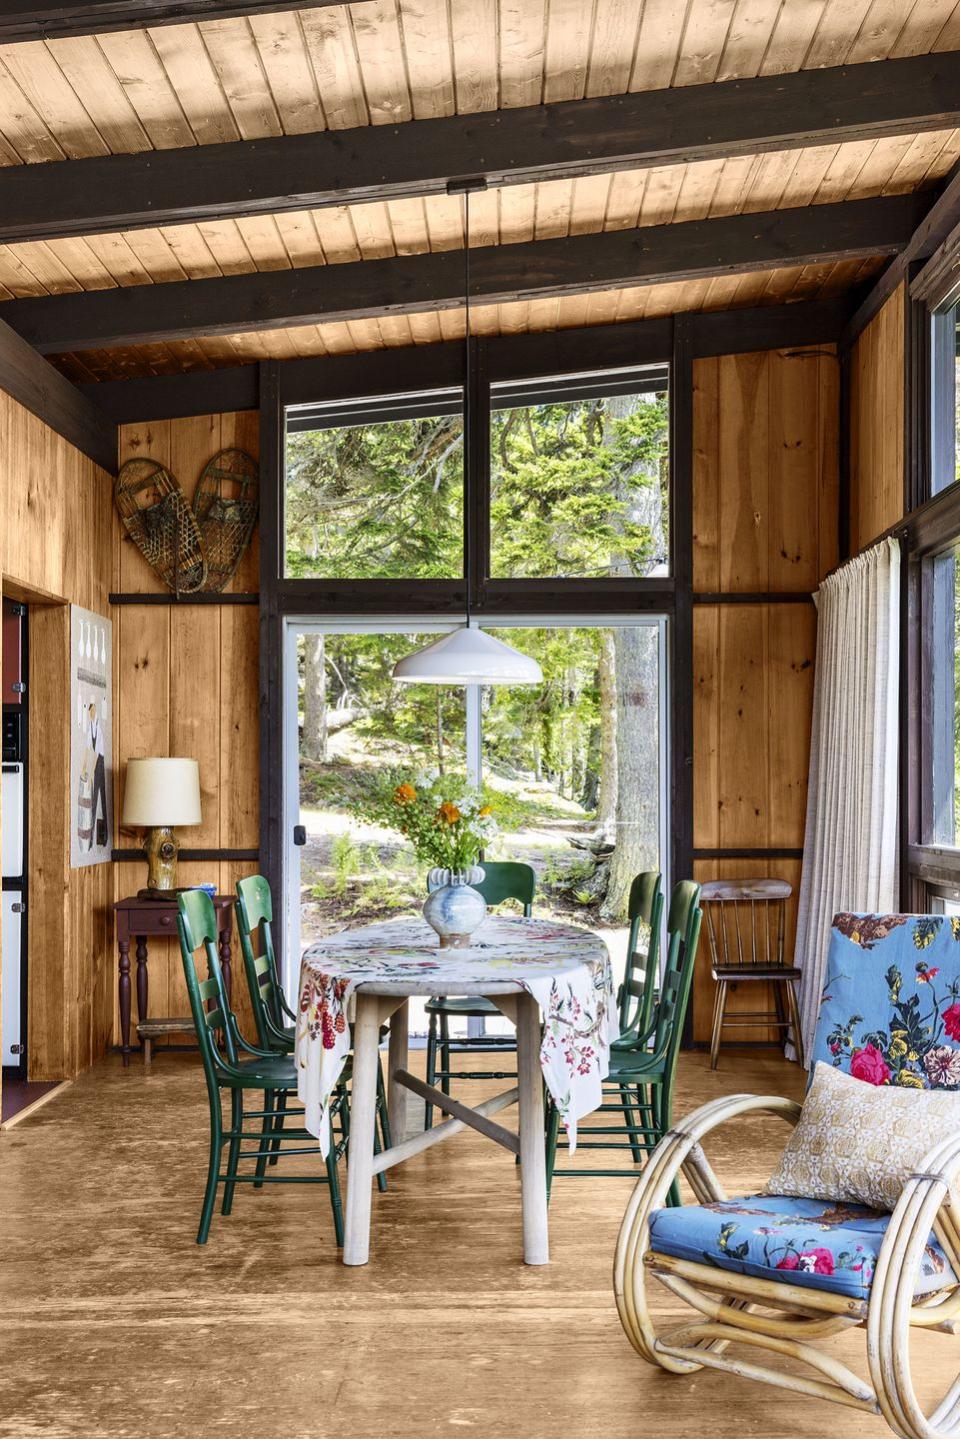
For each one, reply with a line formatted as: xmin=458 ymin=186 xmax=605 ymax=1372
xmin=293 ymin=825 xmax=306 ymax=847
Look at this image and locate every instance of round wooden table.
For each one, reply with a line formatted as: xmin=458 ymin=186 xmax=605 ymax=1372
xmin=298 ymin=915 xmax=614 ymax=1267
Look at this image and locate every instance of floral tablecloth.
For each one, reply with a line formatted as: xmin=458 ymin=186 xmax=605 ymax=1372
xmin=296 ymin=914 xmax=616 ymax=1157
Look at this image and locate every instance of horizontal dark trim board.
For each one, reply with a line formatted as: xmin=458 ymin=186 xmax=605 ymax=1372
xmin=693 ymin=592 xmax=816 ymax=605
xmin=81 ymin=297 xmax=851 ymax=423
xmin=112 ymin=848 xmax=259 ymax=863
xmin=87 ymin=364 xmax=259 ymax=424
xmin=693 ymin=848 xmax=805 ymax=860
xmin=274 ymin=576 xmax=676 ymax=616
xmin=11 ymin=195 xmax=920 ymax=353
xmin=0 ymin=314 xmax=116 ymax=473
xmin=2 ymin=53 xmax=958 ymax=241
xmin=0 ymin=0 xmax=370 ymax=42
xmin=108 ymin=591 xmax=258 ymax=606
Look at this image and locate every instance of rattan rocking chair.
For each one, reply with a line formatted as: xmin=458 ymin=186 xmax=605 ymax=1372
xmin=615 ymin=910 xmax=960 ymax=1439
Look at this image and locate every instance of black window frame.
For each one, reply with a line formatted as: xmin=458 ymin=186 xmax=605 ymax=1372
xmin=258 ymin=320 xmax=692 ymax=963
xmin=904 ymin=246 xmax=960 ymax=907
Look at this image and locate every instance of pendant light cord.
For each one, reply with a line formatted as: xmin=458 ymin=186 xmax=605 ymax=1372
xmin=463 ymin=185 xmax=472 ymax=630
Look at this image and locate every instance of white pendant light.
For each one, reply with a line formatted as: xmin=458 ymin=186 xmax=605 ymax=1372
xmin=392 ymin=177 xmax=542 ymax=689
xmin=393 ymin=623 xmax=542 ymax=686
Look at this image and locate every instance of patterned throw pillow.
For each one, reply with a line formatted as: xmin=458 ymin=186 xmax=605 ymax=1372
xmin=765 ymin=1062 xmax=960 ymax=1212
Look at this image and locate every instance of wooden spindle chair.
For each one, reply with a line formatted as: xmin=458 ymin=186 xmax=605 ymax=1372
xmin=701 ymin=878 xmax=804 ymax=1069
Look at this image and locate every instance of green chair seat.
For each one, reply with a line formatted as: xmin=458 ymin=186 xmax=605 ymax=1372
xmin=605 ymin=1048 xmax=667 ymax=1081
xmin=222 ymin=1055 xmax=301 ymax=1088
xmin=424 ymin=996 xmax=499 ymax=1017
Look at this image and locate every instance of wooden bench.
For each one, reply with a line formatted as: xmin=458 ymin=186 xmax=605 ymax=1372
xmin=136 ymin=1018 xmax=195 ymax=1066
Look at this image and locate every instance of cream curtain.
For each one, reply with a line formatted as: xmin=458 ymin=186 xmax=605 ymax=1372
xmin=793 ymin=537 xmax=901 ymax=1059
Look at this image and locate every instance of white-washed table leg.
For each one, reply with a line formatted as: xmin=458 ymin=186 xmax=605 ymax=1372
xmin=387 ymin=997 xmax=409 ymax=1141
xmin=515 ymin=989 xmax=549 ymax=1265
xmin=343 ymin=991 xmax=381 ymax=1266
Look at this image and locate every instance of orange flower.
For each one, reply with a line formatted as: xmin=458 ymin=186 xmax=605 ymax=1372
xmin=437 ymin=801 xmax=462 ymax=825
xmin=393 ymin=783 xmax=417 ymax=806
xmin=478 ymin=805 xmax=493 ymax=817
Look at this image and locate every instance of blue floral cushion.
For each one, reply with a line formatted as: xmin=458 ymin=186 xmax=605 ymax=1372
xmin=810 ymin=914 xmax=960 ymax=1089
xmin=648 ymin=1194 xmax=954 ymax=1300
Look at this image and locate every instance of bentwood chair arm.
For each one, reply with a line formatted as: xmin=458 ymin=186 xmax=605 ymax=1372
xmin=615 ymin=1093 xmax=802 ymax=1362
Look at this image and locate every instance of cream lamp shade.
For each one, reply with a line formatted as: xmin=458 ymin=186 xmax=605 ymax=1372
xmin=122 ymin=757 xmax=202 ymax=828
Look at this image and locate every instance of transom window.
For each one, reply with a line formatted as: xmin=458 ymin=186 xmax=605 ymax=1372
xmin=284 ymin=389 xmax=464 ymax=580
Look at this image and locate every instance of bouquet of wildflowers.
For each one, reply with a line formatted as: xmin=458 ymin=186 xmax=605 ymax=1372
xmin=363 ymin=767 xmax=498 ymax=871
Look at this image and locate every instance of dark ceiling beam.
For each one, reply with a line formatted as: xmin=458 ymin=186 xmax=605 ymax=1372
xmin=5 ymin=194 xmax=924 ymax=353
xmin=0 ymin=0 xmax=371 ymax=43
xmin=844 ymin=158 xmax=960 ymax=343
xmin=0 ymin=314 xmax=116 ymax=472
xmin=80 ymin=296 xmax=852 ymax=423
xmin=2 ymin=52 xmax=960 ymax=246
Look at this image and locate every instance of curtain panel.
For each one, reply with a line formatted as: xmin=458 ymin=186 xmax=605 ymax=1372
xmin=793 ymin=537 xmax=901 ymax=1058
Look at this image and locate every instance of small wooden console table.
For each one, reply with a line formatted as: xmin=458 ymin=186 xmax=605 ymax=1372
xmin=113 ymin=895 xmax=235 ymax=1066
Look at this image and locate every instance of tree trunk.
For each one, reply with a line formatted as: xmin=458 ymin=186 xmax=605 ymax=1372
xmin=602 ymin=392 xmax=667 ymax=920
xmin=595 ymin=630 xmax=618 ymax=838
xmin=435 ymin=690 xmax=445 ymax=774
xmin=302 ymin=632 xmax=328 ymax=763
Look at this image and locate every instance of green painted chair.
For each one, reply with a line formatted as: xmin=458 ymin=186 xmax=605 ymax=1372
xmin=545 ymin=878 xmax=701 ymax=1197
xmin=177 ymin=887 xmax=347 ymax=1246
xmin=617 ymin=870 xmax=664 ymax=1042
xmin=234 ymin=873 xmax=392 ymax=1161
xmin=423 ymin=860 xmax=535 ymax=1130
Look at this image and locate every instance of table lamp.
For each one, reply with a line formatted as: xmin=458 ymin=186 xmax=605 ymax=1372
xmin=122 ymin=757 xmax=202 ymax=898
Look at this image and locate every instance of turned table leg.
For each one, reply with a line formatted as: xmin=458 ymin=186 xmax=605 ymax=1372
xmin=387 ymin=998 xmax=409 ymax=1142
xmin=118 ymin=938 xmax=132 ymax=1067
xmin=135 ymin=937 xmax=148 ymax=1045
xmin=516 ymin=990 xmax=549 ymax=1265
xmin=343 ymin=993 xmax=382 ymax=1266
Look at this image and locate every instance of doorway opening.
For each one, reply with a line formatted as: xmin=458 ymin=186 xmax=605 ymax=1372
xmin=282 ymin=616 xmax=668 ymax=1033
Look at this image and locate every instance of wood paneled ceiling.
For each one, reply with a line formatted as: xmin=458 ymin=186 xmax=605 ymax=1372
xmin=0 ymin=0 xmax=956 ymax=380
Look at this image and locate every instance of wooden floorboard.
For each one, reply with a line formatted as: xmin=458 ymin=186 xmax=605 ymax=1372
xmin=0 ymin=1049 xmax=948 ymax=1437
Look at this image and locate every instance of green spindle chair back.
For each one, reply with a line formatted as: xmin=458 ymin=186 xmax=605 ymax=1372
xmin=474 ymin=861 xmax=535 ymax=915
xmin=618 ymin=870 xmax=663 ymax=1037
xmin=235 ymin=874 xmax=293 ymax=1050
xmin=657 ymin=880 xmax=703 ymax=1094
xmin=178 ymin=887 xmax=238 ymax=1079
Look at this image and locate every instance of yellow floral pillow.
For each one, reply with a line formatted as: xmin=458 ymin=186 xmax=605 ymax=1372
xmin=765 ymin=1062 xmax=960 ymax=1212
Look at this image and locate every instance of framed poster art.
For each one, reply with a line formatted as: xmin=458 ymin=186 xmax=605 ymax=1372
xmin=70 ymin=606 xmax=112 ymax=868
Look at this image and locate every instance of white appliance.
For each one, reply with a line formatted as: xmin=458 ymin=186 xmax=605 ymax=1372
xmin=1 ymin=890 xmax=22 ymax=1065
xmin=2 ymin=749 xmax=26 ymax=1072
xmin=2 ymin=760 xmax=24 ymax=877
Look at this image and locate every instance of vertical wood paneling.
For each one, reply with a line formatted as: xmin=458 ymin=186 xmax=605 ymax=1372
xmin=850 ymin=285 xmax=904 ymax=553
xmin=0 ymin=390 xmax=114 ymax=1084
xmin=691 ymin=343 xmax=838 ymax=1044
xmin=694 ymin=344 xmax=840 ymax=593
xmin=114 ymin=411 xmax=260 ymax=1046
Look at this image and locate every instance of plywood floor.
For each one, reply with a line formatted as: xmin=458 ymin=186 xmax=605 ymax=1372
xmin=0 ymin=1049 xmax=950 ymax=1438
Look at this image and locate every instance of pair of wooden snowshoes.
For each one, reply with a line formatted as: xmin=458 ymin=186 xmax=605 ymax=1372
xmin=114 ymin=448 xmax=258 ymax=595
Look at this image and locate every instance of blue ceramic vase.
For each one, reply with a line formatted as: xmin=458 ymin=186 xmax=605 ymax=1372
xmin=423 ymin=865 xmax=487 ymax=948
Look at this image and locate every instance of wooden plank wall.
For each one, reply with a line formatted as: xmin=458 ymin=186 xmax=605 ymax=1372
xmin=113 ymin=412 xmax=260 ymax=1045
xmin=691 ymin=345 xmax=839 ymax=1044
xmin=0 ymin=390 xmax=114 ymax=1081
xmin=850 ymin=285 xmax=905 ymax=553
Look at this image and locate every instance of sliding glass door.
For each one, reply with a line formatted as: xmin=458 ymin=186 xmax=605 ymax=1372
xmin=283 ymin=617 xmax=668 ymax=1029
